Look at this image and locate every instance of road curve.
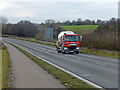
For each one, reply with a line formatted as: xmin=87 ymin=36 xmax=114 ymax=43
xmin=3 ymin=38 xmax=118 ymax=88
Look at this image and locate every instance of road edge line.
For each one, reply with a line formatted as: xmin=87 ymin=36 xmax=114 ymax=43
xmin=5 ymin=41 xmax=104 ymax=89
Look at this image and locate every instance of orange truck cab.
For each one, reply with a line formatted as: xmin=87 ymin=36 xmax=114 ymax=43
xmin=56 ymin=31 xmax=80 ymax=54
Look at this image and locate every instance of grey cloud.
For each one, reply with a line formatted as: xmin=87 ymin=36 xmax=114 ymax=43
xmin=1 ymin=2 xmax=118 ymax=23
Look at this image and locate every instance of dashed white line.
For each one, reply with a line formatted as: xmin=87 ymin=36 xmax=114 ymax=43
xmin=96 ymin=63 xmax=106 ymax=66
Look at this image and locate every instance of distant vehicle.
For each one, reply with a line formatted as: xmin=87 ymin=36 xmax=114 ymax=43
xmin=56 ymin=31 xmax=80 ymax=54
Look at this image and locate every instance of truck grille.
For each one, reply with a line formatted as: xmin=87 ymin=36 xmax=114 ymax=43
xmin=68 ymin=46 xmax=76 ymax=49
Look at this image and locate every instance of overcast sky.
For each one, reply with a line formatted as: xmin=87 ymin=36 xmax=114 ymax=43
xmin=0 ymin=0 xmax=119 ymax=24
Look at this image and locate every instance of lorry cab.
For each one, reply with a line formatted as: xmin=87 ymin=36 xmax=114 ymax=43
xmin=56 ymin=31 xmax=79 ymax=54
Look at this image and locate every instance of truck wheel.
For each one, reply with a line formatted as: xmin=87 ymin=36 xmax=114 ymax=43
xmin=58 ymin=50 xmax=61 ymax=53
xmin=76 ymin=52 xmax=79 ymax=54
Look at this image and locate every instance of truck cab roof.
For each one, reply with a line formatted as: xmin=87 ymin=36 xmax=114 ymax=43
xmin=64 ymin=34 xmax=78 ymax=36
xmin=58 ymin=31 xmax=75 ymax=38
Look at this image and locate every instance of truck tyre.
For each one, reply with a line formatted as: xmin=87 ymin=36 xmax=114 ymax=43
xmin=76 ymin=51 xmax=79 ymax=54
xmin=58 ymin=50 xmax=61 ymax=53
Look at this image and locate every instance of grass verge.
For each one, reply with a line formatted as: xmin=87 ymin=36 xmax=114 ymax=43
xmin=1 ymin=47 xmax=9 ymax=88
xmin=9 ymin=37 xmax=56 ymax=47
xmin=80 ymin=48 xmax=119 ymax=59
xmin=7 ymin=37 xmax=118 ymax=59
xmin=5 ymin=41 xmax=94 ymax=89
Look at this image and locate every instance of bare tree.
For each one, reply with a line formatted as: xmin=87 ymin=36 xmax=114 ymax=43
xmin=72 ymin=20 xmax=76 ymax=25
xmin=45 ymin=19 xmax=55 ymax=28
xmin=2 ymin=20 xmax=39 ymax=37
xmin=76 ymin=18 xmax=82 ymax=25
xmin=65 ymin=20 xmax=71 ymax=25
xmin=0 ymin=16 xmax=8 ymax=24
xmin=84 ymin=19 xmax=92 ymax=25
xmin=97 ymin=19 xmax=102 ymax=25
xmin=45 ymin=19 xmax=55 ymax=24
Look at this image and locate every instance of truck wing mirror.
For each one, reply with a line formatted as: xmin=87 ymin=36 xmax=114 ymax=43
xmin=80 ymin=36 xmax=82 ymax=42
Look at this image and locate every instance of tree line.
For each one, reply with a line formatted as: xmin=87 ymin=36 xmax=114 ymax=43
xmin=1 ymin=15 xmax=119 ymax=51
xmin=1 ymin=15 xmax=118 ymax=38
xmin=41 ymin=18 xmax=108 ymax=26
xmin=2 ymin=20 xmax=39 ymax=38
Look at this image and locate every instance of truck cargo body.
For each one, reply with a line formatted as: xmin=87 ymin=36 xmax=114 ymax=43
xmin=56 ymin=31 xmax=79 ymax=54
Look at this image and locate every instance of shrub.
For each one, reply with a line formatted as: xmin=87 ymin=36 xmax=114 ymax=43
xmin=80 ymin=32 xmax=119 ymax=51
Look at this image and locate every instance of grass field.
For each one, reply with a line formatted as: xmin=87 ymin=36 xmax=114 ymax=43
xmin=29 ymin=38 xmax=36 ymax=40
xmin=60 ymin=25 xmax=99 ymax=31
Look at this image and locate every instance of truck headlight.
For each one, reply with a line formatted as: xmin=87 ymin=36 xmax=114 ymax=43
xmin=64 ymin=47 xmax=67 ymax=50
xmin=76 ymin=47 xmax=79 ymax=49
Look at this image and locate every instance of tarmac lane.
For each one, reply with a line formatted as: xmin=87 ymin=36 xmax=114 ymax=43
xmin=4 ymin=42 xmax=65 ymax=88
xmin=3 ymin=38 xmax=118 ymax=88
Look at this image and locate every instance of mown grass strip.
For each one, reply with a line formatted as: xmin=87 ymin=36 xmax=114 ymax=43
xmin=5 ymin=41 xmax=95 ymax=89
xmin=7 ymin=37 xmax=118 ymax=59
xmin=79 ymin=49 xmax=119 ymax=59
xmin=29 ymin=38 xmax=36 ymax=40
xmin=1 ymin=47 xmax=9 ymax=88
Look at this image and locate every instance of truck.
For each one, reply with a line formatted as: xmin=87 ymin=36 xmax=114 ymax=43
xmin=56 ymin=31 xmax=80 ymax=54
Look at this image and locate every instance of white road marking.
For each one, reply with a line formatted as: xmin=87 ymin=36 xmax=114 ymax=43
xmin=5 ymin=41 xmax=103 ymax=89
xmin=81 ymin=75 xmax=90 ymax=77
xmin=96 ymin=63 xmax=106 ymax=66
xmin=41 ymin=55 xmax=44 ymax=58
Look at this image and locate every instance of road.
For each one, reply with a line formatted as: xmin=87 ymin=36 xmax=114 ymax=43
xmin=3 ymin=38 xmax=118 ymax=88
xmin=4 ymin=42 xmax=65 ymax=88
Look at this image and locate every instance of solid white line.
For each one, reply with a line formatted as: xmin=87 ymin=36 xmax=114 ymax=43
xmin=96 ymin=63 xmax=106 ymax=66
xmin=5 ymin=41 xmax=104 ymax=89
xmin=26 ymin=51 xmax=103 ymax=89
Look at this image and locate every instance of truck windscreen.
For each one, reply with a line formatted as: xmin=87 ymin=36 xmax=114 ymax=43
xmin=65 ymin=36 xmax=78 ymax=41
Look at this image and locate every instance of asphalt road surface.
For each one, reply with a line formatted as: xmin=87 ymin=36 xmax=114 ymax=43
xmin=3 ymin=38 xmax=118 ymax=88
xmin=4 ymin=42 xmax=65 ymax=88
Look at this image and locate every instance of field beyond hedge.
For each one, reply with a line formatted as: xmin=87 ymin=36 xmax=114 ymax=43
xmin=60 ymin=25 xmax=99 ymax=31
